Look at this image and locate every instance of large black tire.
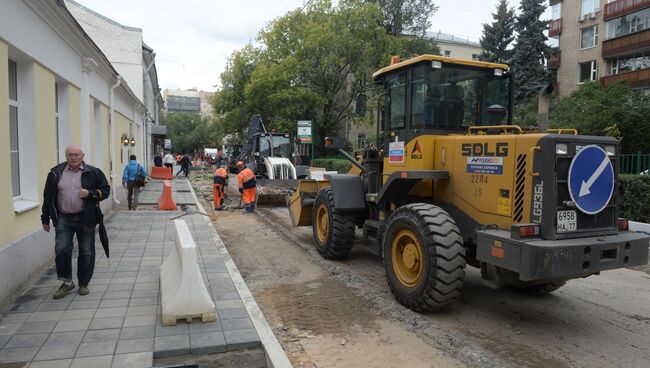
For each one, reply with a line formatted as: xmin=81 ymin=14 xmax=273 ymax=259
xmin=312 ymin=187 xmax=355 ymax=259
xmin=383 ymin=203 xmax=466 ymax=311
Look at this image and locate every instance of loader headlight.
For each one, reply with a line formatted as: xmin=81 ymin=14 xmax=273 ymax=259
xmin=494 ymin=68 xmax=503 ymax=76
xmin=605 ymin=145 xmax=616 ymax=156
xmin=555 ymin=143 xmax=568 ymax=155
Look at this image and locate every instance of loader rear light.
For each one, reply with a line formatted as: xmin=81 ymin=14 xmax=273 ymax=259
xmin=518 ymin=225 xmax=540 ymax=238
xmin=618 ymin=218 xmax=629 ymax=231
xmin=511 ymin=224 xmax=540 ymax=239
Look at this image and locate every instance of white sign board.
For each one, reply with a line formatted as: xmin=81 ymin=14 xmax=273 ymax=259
xmin=164 ymin=139 xmax=172 ymax=149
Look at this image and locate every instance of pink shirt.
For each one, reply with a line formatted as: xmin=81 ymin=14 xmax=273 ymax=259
xmin=57 ymin=164 xmax=84 ymax=214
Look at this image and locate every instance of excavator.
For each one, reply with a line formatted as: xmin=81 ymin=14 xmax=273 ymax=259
xmin=287 ymin=55 xmax=650 ymax=311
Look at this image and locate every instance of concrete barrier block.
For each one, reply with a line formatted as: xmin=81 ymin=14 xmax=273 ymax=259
xmin=160 ymin=219 xmax=216 ymax=326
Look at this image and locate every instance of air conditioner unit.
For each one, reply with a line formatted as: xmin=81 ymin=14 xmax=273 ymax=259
xmin=588 ymin=11 xmax=597 ymax=20
xmin=577 ymin=14 xmax=586 ymax=22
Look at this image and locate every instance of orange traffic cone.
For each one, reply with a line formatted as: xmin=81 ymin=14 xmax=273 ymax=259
xmin=158 ymin=180 xmax=177 ymax=210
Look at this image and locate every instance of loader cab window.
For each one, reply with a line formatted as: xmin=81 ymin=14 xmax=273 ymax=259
xmin=410 ymin=63 xmax=510 ymax=131
xmin=388 ymin=73 xmax=406 ymax=130
xmin=259 ymin=134 xmax=292 ymax=158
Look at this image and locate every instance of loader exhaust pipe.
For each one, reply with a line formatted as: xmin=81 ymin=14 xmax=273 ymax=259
xmin=537 ymin=84 xmax=554 ymax=132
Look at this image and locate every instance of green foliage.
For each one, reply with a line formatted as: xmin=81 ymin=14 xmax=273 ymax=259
xmin=366 ymin=0 xmax=438 ymax=36
xmin=550 ymin=81 xmax=650 ymax=153
xmin=311 ymin=158 xmax=353 ymax=173
xmin=510 ymin=0 xmax=550 ymax=105
xmin=480 ymin=0 xmax=515 ymax=64
xmin=162 ymin=113 xmax=218 ymax=153
xmin=619 ymin=175 xmax=650 ymax=222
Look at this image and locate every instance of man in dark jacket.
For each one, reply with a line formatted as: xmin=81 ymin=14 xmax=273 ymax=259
xmin=41 ymin=144 xmax=110 ymax=299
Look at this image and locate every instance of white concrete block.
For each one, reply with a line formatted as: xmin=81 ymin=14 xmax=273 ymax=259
xmin=630 ymin=221 xmax=650 ymax=236
xmin=160 ymin=220 xmax=216 ymax=326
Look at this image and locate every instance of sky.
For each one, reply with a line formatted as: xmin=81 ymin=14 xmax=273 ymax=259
xmin=72 ymin=0 xmax=524 ymax=92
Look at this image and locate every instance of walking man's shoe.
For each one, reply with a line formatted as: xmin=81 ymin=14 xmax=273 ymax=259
xmin=53 ymin=282 xmax=75 ymax=299
xmin=78 ymin=286 xmax=89 ymax=295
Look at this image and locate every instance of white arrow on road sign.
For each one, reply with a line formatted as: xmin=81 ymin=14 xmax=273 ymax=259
xmin=579 ymin=156 xmax=611 ymax=197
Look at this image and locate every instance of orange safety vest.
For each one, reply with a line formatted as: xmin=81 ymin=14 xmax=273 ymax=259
xmin=214 ymin=167 xmax=228 ymax=179
xmin=237 ymin=167 xmax=256 ymax=189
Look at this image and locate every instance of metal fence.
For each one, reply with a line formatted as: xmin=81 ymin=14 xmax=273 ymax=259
xmin=620 ymin=152 xmax=650 ymax=174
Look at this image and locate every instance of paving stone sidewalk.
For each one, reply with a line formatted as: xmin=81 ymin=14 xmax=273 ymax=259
xmin=0 ymin=209 xmax=260 ymax=367
xmin=137 ymin=177 xmax=195 ymax=205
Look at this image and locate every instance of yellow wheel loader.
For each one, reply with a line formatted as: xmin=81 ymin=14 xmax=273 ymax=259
xmin=286 ymin=55 xmax=650 ymax=312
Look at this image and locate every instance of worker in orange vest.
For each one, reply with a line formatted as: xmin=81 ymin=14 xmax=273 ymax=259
xmin=236 ymin=161 xmax=256 ymax=213
xmin=213 ymin=165 xmax=228 ymax=210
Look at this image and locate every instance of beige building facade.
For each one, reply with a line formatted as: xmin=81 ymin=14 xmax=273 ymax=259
xmin=0 ymin=0 xmax=144 ymax=302
xmin=549 ymin=0 xmax=650 ymax=96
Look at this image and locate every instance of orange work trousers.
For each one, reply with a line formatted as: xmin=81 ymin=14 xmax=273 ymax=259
xmin=242 ymin=187 xmax=256 ymax=205
xmin=213 ymin=184 xmax=224 ymax=209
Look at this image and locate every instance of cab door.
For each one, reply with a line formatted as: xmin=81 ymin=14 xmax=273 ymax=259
xmin=384 ymin=72 xmax=409 ymax=174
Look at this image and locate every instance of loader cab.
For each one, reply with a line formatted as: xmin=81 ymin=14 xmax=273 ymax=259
xmin=373 ymin=55 xmax=513 ymax=146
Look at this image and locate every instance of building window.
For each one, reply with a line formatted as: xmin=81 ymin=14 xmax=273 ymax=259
xmin=579 ymin=61 xmax=597 ymax=83
xmin=611 ymin=53 xmax=650 ymax=75
xmin=357 ymin=133 xmax=367 ymax=148
xmin=581 ymin=0 xmax=599 ymax=16
xmin=444 ymin=50 xmax=451 ymax=57
xmin=9 ymin=59 xmax=20 ymax=197
xmin=472 ymin=54 xmax=480 ymax=61
xmin=581 ymin=25 xmax=598 ymax=49
xmin=606 ymin=8 xmax=650 ymax=39
xmin=551 ymin=3 xmax=561 ymax=20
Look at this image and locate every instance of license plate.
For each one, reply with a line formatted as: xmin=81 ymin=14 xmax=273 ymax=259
xmin=557 ymin=210 xmax=577 ymax=232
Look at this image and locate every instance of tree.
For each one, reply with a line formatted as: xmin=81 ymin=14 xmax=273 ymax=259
xmin=550 ymin=81 xmax=650 ymax=153
xmin=510 ymin=0 xmax=550 ymax=105
xmin=247 ymin=0 xmax=393 ymax=155
xmin=367 ymin=0 xmax=438 ymax=36
xmin=162 ymin=112 xmax=216 ymax=153
xmin=480 ymin=0 xmax=515 ymax=64
xmin=211 ymin=45 xmax=260 ymax=144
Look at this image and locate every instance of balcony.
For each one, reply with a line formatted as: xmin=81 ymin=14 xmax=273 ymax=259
xmin=548 ymin=50 xmax=561 ymax=69
xmin=601 ymin=68 xmax=650 ymax=88
xmin=604 ymin=0 xmax=650 ymax=21
xmin=602 ymin=28 xmax=650 ymax=57
xmin=549 ymin=19 xmax=562 ymax=37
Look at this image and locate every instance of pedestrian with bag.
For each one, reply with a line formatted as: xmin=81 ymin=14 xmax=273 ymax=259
xmin=153 ymin=152 xmax=163 ymax=167
xmin=176 ymin=154 xmax=191 ymax=178
xmin=236 ymin=161 xmax=256 ymax=213
xmin=41 ymin=144 xmax=110 ymax=299
xmin=122 ymin=154 xmax=148 ymax=210
xmin=162 ymin=151 xmax=175 ymax=170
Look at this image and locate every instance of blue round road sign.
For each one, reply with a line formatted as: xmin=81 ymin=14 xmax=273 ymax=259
xmin=568 ymin=145 xmax=614 ymax=215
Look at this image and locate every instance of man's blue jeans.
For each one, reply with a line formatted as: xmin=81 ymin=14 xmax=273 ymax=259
xmin=55 ymin=214 xmax=96 ymax=287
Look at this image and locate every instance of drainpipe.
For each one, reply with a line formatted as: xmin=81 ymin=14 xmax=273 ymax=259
xmin=537 ymin=84 xmax=554 ymax=132
xmin=143 ymin=53 xmax=156 ymax=167
xmin=109 ymin=76 xmax=122 ymax=207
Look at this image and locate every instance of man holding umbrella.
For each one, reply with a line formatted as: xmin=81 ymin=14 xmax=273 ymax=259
xmin=41 ymin=144 xmax=110 ymax=299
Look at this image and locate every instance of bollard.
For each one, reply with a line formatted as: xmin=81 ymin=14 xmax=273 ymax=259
xmin=158 ymin=180 xmax=177 ymax=210
xmin=151 ymin=166 xmax=173 ymax=180
xmin=160 ymin=220 xmax=216 ymax=326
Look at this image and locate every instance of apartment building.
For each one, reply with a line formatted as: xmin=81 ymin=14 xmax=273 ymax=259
xmin=164 ymin=89 xmax=214 ymax=117
xmin=0 ymin=0 xmax=145 ymax=301
xmin=431 ymin=31 xmax=483 ymax=61
xmin=549 ymin=0 xmax=650 ymax=96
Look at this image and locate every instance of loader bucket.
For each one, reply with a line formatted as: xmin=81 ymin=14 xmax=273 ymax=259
xmin=286 ymin=179 xmax=330 ymax=227
xmin=256 ymin=179 xmax=299 ymax=206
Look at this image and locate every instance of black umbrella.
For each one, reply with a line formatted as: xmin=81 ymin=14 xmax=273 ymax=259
xmin=96 ymin=206 xmax=109 ymax=258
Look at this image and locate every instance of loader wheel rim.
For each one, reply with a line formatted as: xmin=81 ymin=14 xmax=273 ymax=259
xmin=391 ymin=229 xmax=424 ymax=287
xmin=316 ymin=204 xmax=329 ymax=243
